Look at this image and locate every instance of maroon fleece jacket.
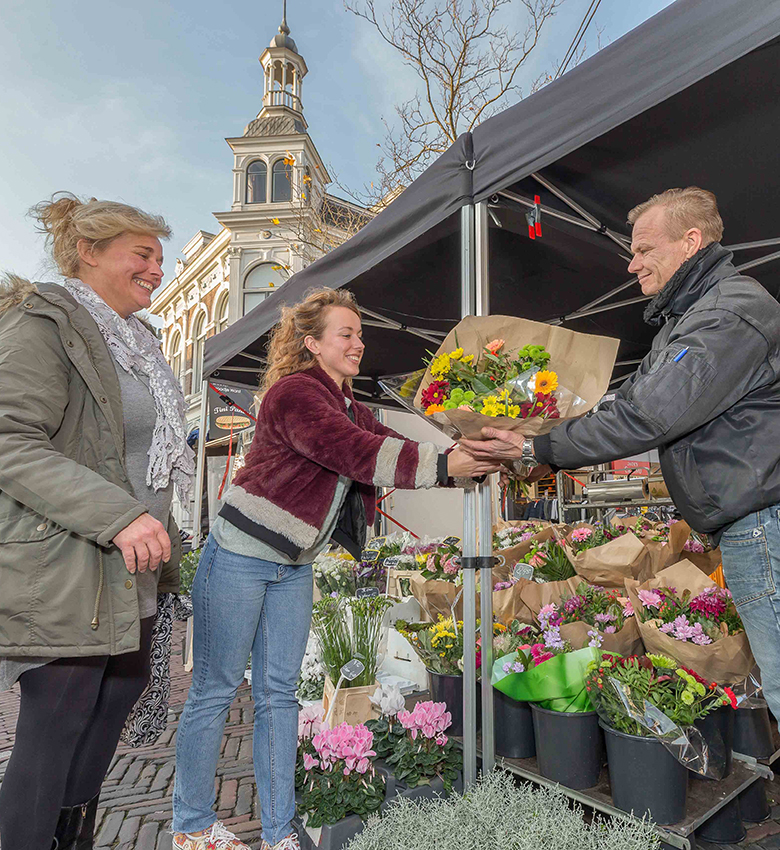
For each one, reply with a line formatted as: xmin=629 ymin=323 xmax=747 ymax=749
xmin=221 ymin=365 xmax=442 ymax=558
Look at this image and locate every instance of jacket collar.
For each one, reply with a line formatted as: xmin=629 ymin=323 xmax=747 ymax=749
xmin=643 ymin=242 xmax=735 ymax=326
xmin=302 ymin=363 xmax=356 ymax=410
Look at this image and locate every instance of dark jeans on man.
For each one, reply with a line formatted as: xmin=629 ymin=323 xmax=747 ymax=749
xmin=0 ymin=617 xmax=153 ymax=849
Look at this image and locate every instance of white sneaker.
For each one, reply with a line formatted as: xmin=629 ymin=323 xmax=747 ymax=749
xmin=260 ymin=833 xmax=301 ymax=850
xmin=173 ymin=820 xmax=251 ymax=850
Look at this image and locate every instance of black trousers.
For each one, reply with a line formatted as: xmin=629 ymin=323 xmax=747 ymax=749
xmin=0 ymin=617 xmax=153 ymax=849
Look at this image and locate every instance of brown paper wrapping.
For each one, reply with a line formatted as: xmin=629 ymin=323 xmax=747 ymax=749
xmin=563 ymin=532 xmax=653 ymax=588
xmin=492 ymin=579 xmax=537 ymax=626
xmin=322 ymin=677 xmax=379 ymax=727
xmin=414 ymin=315 xmax=619 ymax=440
xmin=625 ymin=560 xmax=754 ymax=684
xmin=667 ymin=521 xmax=723 ymax=575
xmin=494 ymin=526 xmax=559 ymax=570
xmin=409 ymin=565 xmax=512 ymax=622
xmin=560 ymin=618 xmax=643 ymax=656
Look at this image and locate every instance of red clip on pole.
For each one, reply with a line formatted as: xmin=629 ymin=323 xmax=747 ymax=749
xmin=534 ymin=195 xmax=542 ymax=238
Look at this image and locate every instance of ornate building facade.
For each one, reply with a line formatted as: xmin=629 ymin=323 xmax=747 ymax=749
xmin=150 ymin=9 xmax=358 ymax=430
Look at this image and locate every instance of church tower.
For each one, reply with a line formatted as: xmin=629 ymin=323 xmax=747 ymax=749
xmin=215 ymin=2 xmax=330 ymax=322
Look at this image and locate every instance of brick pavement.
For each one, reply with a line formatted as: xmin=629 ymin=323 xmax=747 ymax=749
xmin=3 ymin=624 xmax=780 ymax=849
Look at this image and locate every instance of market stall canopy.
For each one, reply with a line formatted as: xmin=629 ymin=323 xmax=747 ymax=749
xmin=204 ymin=0 xmax=780 ymax=400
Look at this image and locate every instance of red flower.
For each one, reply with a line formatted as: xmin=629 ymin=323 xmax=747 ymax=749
xmin=421 ymin=380 xmax=449 ymax=408
xmin=723 ymin=687 xmax=738 ymax=709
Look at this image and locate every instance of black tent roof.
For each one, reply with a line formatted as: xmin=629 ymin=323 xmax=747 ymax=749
xmin=204 ymin=0 xmax=780 ymax=400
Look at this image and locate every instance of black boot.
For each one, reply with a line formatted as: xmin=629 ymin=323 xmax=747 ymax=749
xmin=52 ymin=794 xmax=99 ymax=850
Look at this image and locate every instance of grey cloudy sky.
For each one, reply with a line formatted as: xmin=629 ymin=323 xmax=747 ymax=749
xmin=0 ymin=0 xmax=674 ymax=281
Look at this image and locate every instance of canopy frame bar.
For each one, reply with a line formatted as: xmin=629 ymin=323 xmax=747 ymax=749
xmin=360 ymin=306 xmax=448 ymax=345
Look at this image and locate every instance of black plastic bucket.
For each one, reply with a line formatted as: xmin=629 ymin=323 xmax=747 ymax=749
xmin=531 ymin=705 xmax=603 ymax=789
xmin=429 ymin=672 xmax=481 ymax=738
xmin=494 ymin=691 xmax=535 ymax=759
xmin=739 ymin=779 xmax=771 ymax=823
xmin=694 ymin=705 xmax=734 ymax=779
xmin=601 ymin=721 xmax=688 ymax=825
xmin=695 ymin=797 xmax=746 ymax=844
xmin=733 ymin=706 xmax=774 ymax=759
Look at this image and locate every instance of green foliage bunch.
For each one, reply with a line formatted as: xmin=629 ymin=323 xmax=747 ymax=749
xmin=178 ymin=547 xmax=201 ymax=596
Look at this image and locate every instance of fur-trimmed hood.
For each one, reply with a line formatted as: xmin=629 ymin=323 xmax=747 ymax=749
xmin=0 ymin=274 xmax=36 ymax=316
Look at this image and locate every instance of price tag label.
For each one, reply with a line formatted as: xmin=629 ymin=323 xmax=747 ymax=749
xmin=442 ymin=536 xmax=461 ymax=547
xmin=370 ymin=536 xmax=387 ymax=548
xmin=383 ymin=555 xmax=402 ymax=568
xmin=356 ymin=586 xmax=381 ymax=598
xmin=513 ymin=563 xmax=534 ymax=581
xmin=361 ymin=549 xmax=381 ymax=563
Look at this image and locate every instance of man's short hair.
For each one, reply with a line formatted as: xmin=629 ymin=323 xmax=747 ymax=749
xmin=627 ymin=187 xmax=724 ymax=245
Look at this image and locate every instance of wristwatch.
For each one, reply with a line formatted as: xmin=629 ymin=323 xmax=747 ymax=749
xmin=511 ymin=438 xmax=538 ymax=477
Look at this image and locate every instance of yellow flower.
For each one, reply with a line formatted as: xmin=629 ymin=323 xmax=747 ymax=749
xmin=506 ymin=404 xmax=520 ymax=418
xmin=534 ymin=370 xmax=559 ymax=394
xmin=425 ymin=404 xmax=446 ymax=415
xmin=449 ymin=347 xmax=464 ymax=360
xmin=415 ymin=554 xmax=428 ymax=565
xmin=430 ymin=353 xmax=451 ymax=379
xmin=480 ymin=396 xmax=502 ymax=417
xmin=462 ymin=354 xmax=474 ymax=364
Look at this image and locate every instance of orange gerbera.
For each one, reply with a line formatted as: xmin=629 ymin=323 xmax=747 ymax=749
xmin=425 ymin=404 xmax=446 ymax=415
xmin=534 ymin=370 xmax=558 ymax=394
xmin=485 ymin=338 xmax=505 ymax=355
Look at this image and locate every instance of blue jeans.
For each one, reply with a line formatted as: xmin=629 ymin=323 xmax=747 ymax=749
xmin=719 ymin=504 xmax=780 ymax=720
xmin=172 ymin=534 xmax=312 ymax=843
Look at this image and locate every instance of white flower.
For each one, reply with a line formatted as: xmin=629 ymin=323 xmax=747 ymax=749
xmin=369 ymin=683 xmax=405 ymax=718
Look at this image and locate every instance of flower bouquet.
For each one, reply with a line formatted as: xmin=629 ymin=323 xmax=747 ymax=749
xmin=491 ymin=605 xmax=600 ymax=712
xmin=625 ymin=560 xmax=754 ymax=684
xmin=585 ymin=653 xmax=734 ymax=779
xmin=297 ymin=722 xmax=386 ymax=828
xmin=385 ymin=700 xmax=462 ymax=792
xmin=297 ymin=630 xmax=326 ymax=703
xmin=296 ymin=704 xmax=328 ymax=791
xmin=379 ymin=314 xmax=619 ymax=441
xmin=562 ymin=523 xmax=653 ymax=588
xmin=558 ymin=581 xmax=643 ymax=656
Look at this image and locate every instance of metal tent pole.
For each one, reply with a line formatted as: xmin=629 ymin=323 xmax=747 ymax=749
xmin=190 ymin=379 xmax=209 ymax=548
xmin=475 ymin=200 xmax=495 ymax=773
xmin=460 ymin=203 xmax=478 ymax=790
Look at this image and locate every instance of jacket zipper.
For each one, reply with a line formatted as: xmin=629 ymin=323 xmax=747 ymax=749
xmin=92 ymin=550 xmax=104 ymax=630
xmin=33 ymin=293 xmax=119 ymax=632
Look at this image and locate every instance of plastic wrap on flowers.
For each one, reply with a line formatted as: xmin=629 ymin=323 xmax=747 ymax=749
xmin=379 ymin=315 xmax=618 ymax=441
xmin=729 ymin=669 xmax=767 ymax=709
xmin=585 ymin=653 xmax=735 ymax=779
xmin=491 ymin=646 xmax=600 ymax=712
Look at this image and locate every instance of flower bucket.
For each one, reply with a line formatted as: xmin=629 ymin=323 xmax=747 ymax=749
xmin=322 ymin=677 xmax=379 ymax=728
xmin=394 ymin=771 xmax=464 ymax=801
xmin=428 ymin=671 xmax=481 ymax=738
xmin=601 ymin=721 xmax=688 ymax=825
xmin=494 ymin=691 xmax=535 ymax=759
xmin=733 ymin=705 xmax=774 ymax=759
xmin=694 ymin=705 xmax=734 ymax=779
xmin=739 ymin=779 xmax=771 ymax=823
xmin=531 ymin=705 xmax=603 ymax=789
xmin=695 ymin=797 xmax=746 ymax=844
xmin=292 ymin=813 xmax=364 ymax=850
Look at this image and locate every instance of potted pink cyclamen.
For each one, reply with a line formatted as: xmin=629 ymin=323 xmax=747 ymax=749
xmin=294 ymin=721 xmax=387 ymax=850
xmin=385 ymin=700 xmax=463 ymax=799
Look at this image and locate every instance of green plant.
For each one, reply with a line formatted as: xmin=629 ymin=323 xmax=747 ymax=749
xmin=395 ymin=616 xmax=464 ymax=675
xmin=586 ymin=654 xmax=732 ymax=737
xmin=345 ymin=770 xmax=660 ymax=850
xmin=178 ymin=548 xmax=201 ymax=596
xmin=522 ymin=540 xmax=575 ymax=582
xmin=312 ymin=596 xmax=393 ymax=688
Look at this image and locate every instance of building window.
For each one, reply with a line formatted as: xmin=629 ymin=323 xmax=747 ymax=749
xmin=272 ymin=159 xmax=292 ymax=203
xmin=191 ymin=311 xmax=207 ymax=390
xmin=169 ymin=331 xmax=183 ymax=389
xmin=246 ymin=160 xmax=267 ymax=204
xmin=242 ymin=263 xmax=289 ymax=314
xmin=215 ymin=291 xmax=229 ymax=334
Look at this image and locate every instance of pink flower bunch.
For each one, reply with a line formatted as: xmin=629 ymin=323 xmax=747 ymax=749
xmin=397 ymin=700 xmax=451 ymax=745
xmin=310 ymin=722 xmax=376 ymax=776
xmin=530 ymin=643 xmax=555 ymax=666
xmin=638 ymin=589 xmax=663 ymax=609
xmin=659 ymin=615 xmax=712 ymax=646
xmin=689 ymin=586 xmax=730 ymax=619
xmin=298 ymin=705 xmax=327 ymax=742
xmin=570 ymin=527 xmax=593 ymax=543
xmin=538 ymin=603 xmax=562 ymax=629
xmin=683 ymin=539 xmax=706 ymax=553
xmin=441 ymin=555 xmax=460 ymax=575
xmin=403 ymin=542 xmax=438 ymax=555
xmin=494 ymin=579 xmax=516 ymax=592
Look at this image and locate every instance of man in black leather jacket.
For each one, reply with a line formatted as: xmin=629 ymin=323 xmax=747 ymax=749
xmin=461 ymin=187 xmax=780 ymax=716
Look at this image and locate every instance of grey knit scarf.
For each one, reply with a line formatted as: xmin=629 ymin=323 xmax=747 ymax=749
xmin=61 ymin=278 xmax=194 ymax=501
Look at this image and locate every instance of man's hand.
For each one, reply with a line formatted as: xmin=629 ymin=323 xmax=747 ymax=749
xmin=446 ymin=445 xmax=502 ymax=478
xmin=112 ymin=513 xmax=171 ymax=575
xmin=519 ymin=463 xmax=553 ymax=484
xmin=459 ymin=427 xmax=525 ymax=460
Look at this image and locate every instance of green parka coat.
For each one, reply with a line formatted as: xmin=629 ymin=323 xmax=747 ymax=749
xmin=0 ymin=277 xmax=181 ymax=658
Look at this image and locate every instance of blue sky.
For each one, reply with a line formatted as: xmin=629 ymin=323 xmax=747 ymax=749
xmin=0 ymin=0 xmax=674 ymax=281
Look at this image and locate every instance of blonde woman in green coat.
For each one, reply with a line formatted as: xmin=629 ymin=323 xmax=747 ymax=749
xmin=0 ymin=193 xmax=192 ymax=849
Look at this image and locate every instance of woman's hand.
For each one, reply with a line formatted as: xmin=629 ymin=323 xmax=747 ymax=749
xmin=446 ymin=446 xmax=501 ymax=479
xmin=112 ymin=513 xmax=171 ymax=574
xmin=459 ymin=427 xmax=525 ymax=460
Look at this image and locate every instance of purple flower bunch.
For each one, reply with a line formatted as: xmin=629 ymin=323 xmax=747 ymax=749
xmin=659 ymin=615 xmax=713 ymax=645
xmin=560 ymin=582 xmax=631 ymax=634
xmin=306 ymin=722 xmax=377 ymax=775
xmin=636 ymin=583 xmax=743 ymax=643
xmin=397 ymin=700 xmax=451 ymax=746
